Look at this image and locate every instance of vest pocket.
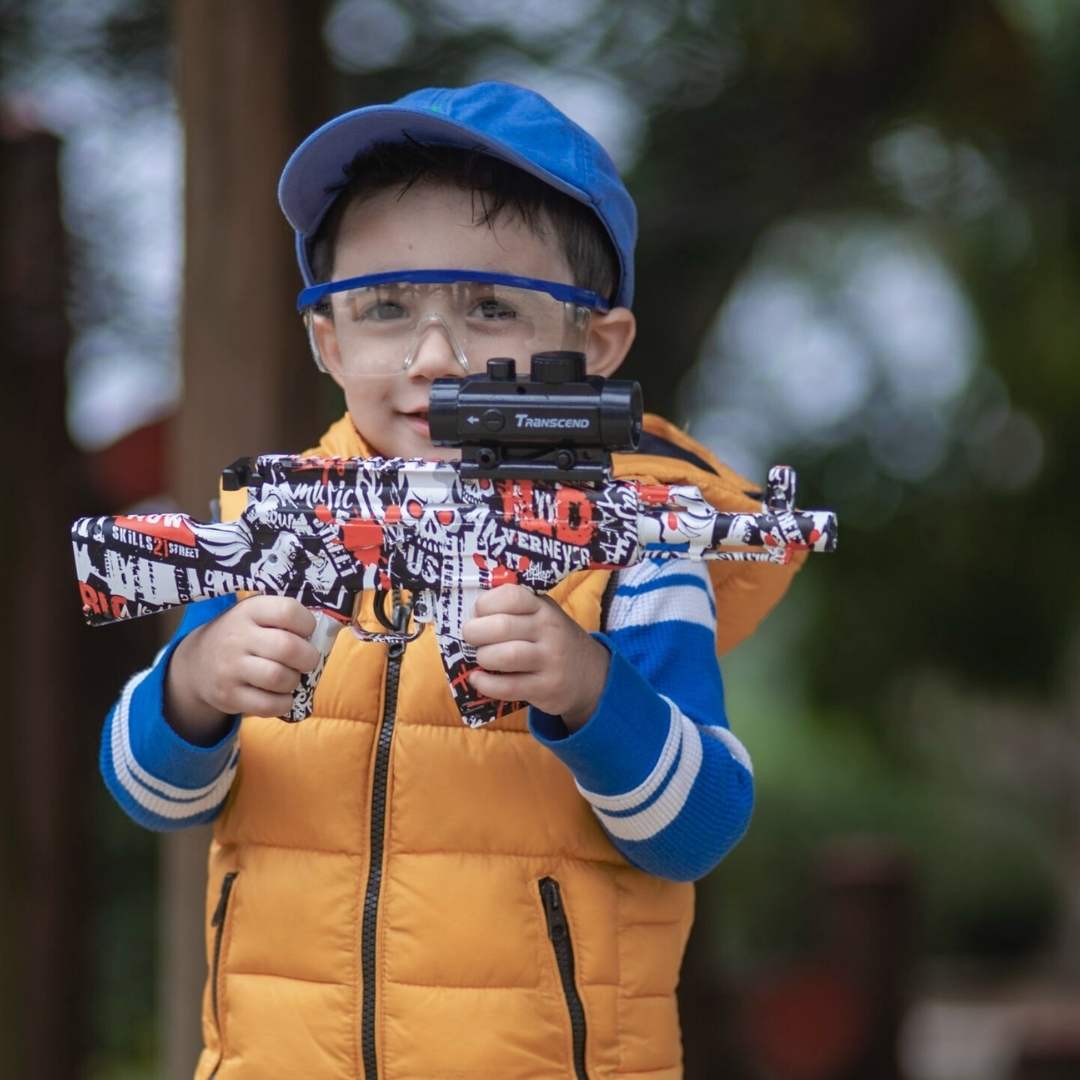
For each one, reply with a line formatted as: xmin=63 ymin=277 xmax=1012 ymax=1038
xmin=208 ymin=870 xmax=238 ymax=1078
xmin=538 ymin=877 xmax=588 ymax=1080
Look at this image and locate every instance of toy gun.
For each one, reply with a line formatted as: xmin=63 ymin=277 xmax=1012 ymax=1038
xmin=71 ymin=353 xmax=837 ymax=727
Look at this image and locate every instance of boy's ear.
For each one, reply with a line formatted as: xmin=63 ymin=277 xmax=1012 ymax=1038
xmin=585 ymin=306 xmax=636 ymax=378
xmin=308 ymin=313 xmax=346 ymax=386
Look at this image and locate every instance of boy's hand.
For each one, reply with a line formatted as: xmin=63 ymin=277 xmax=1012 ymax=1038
xmin=462 ymin=584 xmax=610 ymax=731
xmin=165 ymin=596 xmax=321 ymax=745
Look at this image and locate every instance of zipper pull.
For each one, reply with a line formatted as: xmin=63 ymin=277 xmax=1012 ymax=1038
xmin=391 ymin=588 xmax=414 ymax=633
xmin=387 ymin=588 xmax=412 ymax=660
xmin=212 ymin=871 xmax=238 ymax=927
xmin=539 ymin=877 xmax=568 ymax=942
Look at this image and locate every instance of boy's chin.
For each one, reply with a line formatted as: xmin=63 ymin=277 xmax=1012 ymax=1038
xmin=412 ymin=445 xmax=462 ymax=463
xmin=374 ymin=435 xmax=462 ymax=462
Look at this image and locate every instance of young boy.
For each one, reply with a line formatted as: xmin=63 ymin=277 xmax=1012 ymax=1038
xmin=102 ymin=82 xmax=801 ymax=1079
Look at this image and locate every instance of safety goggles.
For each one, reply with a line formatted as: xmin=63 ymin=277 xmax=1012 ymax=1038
xmin=298 ymin=269 xmax=608 ymax=376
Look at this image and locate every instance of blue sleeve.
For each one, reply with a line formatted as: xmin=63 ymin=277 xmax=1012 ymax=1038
xmin=529 ymin=559 xmax=753 ymax=881
xmin=99 ymin=594 xmax=242 ymax=832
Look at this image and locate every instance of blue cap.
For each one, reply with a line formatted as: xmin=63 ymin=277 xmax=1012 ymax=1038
xmin=278 ymin=81 xmax=636 ymax=308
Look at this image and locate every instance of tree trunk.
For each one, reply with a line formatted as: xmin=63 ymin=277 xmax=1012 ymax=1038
xmin=167 ymin=5 xmax=329 ymax=1076
xmin=0 ymin=118 xmax=156 ymax=1080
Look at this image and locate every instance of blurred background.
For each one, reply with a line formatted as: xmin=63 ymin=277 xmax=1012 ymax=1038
xmin=2 ymin=0 xmax=1079 ymax=1077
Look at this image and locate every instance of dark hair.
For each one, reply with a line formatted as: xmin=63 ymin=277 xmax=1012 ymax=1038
xmin=308 ymin=140 xmax=619 ymax=304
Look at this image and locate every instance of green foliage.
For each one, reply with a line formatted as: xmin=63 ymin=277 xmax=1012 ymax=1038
xmin=710 ymin=608 xmax=1061 ymax=969
xmin=88 ymin=777 xmax=159 ymax=1074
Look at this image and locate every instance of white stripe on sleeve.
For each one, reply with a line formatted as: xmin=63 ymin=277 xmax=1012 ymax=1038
xmin=111 ymin=663 xmax=238 ymax=820
xmin=574 ymin=696 xmax=703 ymax=842
xmin=573 ymin=699 xmax=681 ymax=813
xmin=607 ymin=560 xmax=716 ymax=634
xmin=701 ymin=724 xmax=754 ymax=774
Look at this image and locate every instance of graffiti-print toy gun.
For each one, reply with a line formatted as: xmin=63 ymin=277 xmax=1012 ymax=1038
xmin=71 ymin=354 xmax=837 ymax=726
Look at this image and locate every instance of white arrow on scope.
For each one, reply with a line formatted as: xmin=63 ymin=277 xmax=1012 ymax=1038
xmin=466 ymin=415 xmax=480 ymax=425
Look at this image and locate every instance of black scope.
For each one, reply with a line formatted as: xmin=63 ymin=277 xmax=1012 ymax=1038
xmin=429 ymin=352 xmax=643 ymax=481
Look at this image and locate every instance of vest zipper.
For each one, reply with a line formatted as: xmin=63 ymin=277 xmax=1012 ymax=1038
xmin=208 ymin=870 xmax=238 ymax=1079
xmin=361 ymin=596 xmax=409 ymax=1080
xmin=539 ymin=877 xmax=589 ymax=1079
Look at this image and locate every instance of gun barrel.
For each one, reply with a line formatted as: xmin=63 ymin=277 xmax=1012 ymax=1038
xmin=706 ymin=507 xmax=838 ymax=555
xmin=635 ymin=481 xmax=838 ymax=565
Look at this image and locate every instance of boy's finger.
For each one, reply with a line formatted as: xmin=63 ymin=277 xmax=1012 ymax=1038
xmin=242 ymin=656 xmax=302 ymax=695
xmin=462 ymin=612 xmax=538 ymax=647
xmin=245 ymin=596 xmax=318 ymax=636
xmin=234 ymin=687 xmax=297 ymax=719
xmin=472 ymin=584 xmax=540 ymax=618
xmin=252 ymin=627 xmax=323 ymax=673
xmin=474 ymin=641 xmax=538 ymax=674
xmin=467 ymin=667 xmax=531 ymax=704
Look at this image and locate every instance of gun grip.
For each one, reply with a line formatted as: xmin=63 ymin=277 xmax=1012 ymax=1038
xmin=280 ymin=611 xmax=345 ymax=723
xmin=434 ymin=586 xmax=525 ymax=728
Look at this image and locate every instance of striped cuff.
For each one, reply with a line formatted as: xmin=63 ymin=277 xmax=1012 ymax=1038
xmin=529 ymin=630 xmax=755 ymax=870
xmin=575 ymin=701 xmax=703 ymax=842
xmin=529 ymin=634 xmax=677 ymax=798
xmin=100 ymin=598 xmax=240 ymax=831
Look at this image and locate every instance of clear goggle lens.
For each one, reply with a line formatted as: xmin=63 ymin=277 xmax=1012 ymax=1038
xmin=300 ymin=272 xmax=604 ymax=376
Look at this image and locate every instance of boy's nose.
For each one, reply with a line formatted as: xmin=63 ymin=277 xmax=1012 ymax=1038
xmin=405 ymin=318 xmax=469 ymax=379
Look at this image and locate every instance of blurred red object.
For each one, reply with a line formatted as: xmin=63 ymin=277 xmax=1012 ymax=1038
xmin=741 ymin=962 xmax=866 ymax=1079
xmin=86 ymin=416 xmax=170 ymax=508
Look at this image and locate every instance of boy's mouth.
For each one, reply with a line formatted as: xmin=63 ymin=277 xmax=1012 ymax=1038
xmin=401 ymin=408 xmax=430 ymax=436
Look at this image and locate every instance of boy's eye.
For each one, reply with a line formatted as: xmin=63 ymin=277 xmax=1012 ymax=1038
xmin=361 ymin=300 xmax=409 ymax=322
xmin=470 ymin=297 xmax=517 ymax=321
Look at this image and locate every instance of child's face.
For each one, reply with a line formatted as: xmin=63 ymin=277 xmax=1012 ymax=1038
xmin=311 ymin=182 xmax=583 ymax=460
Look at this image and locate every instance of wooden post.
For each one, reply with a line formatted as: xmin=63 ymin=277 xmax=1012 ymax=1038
xmin=0 ymin=115 xmax=159 ymax=1080
xmin=168 ymin=4 xmax=328 ymax=1076
xmin=819 ymin=838 xmax=915 ymax=1080
xmin=0 ymin=116 xmax=82 ymax=1080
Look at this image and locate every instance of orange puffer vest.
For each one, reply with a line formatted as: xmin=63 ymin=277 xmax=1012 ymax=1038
xmin=194 ymin=414 xmax=801 ymax=1079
